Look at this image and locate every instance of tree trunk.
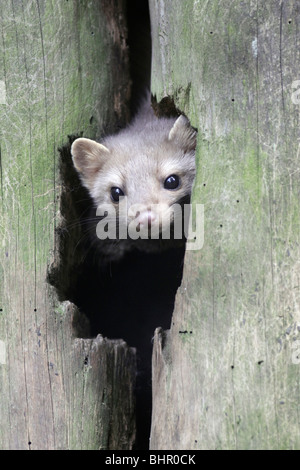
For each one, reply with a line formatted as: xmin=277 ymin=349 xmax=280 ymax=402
xmin=150 ymin=0 xmax=300 ymax=450
xmin=0 ymin=0 xmax=136 ymax=450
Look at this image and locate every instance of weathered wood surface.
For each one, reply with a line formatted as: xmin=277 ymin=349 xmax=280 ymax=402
xmin=150 ymin=0 xmax=300 ymax=450
xmin=0 ymin=0 xmax=135 ymax=450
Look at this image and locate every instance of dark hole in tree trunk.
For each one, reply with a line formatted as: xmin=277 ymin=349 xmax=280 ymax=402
xmin=48 ymin=0 xmax=187 ymax=450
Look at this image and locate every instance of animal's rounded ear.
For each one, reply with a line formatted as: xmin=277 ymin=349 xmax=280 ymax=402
xmin=71 ymin=137 xmax=110 ymax=190
xmin=168 ymin=115 xmax=197 ymax=152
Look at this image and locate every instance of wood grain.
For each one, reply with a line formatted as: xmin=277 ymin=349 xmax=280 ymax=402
xmin=150 ymin=0 xmax=300 ymax=450
xmin=0 ymin=0 xmax=135 ymax=450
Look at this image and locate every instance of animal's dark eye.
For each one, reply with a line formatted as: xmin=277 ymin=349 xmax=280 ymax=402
xmin=111 ymin=187 xmax=125 ymax=202
xmin=164 ymin=174 xmax=180 ymax=190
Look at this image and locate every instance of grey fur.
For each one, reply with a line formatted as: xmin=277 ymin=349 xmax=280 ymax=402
xmin=71 ymin=101 xmax=197 ymax=261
